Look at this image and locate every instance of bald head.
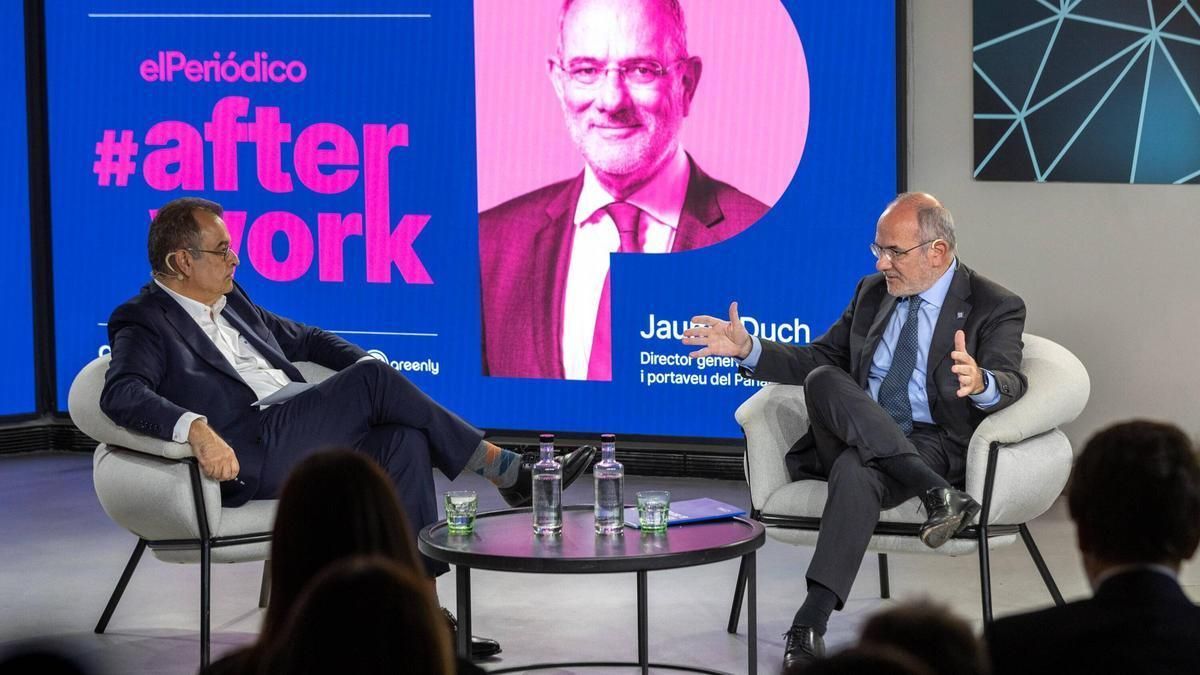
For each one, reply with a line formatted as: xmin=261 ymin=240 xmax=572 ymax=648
xmin=886 ymin=191 xmax=941 ymax=211
xmin=874 ymin=192 xmax=956 ymax=296
xmin=880 ymin=192 xmax=956 ymax=253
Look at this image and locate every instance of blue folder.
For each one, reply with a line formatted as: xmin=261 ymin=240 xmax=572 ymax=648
xmin=623 ymin=497 xmax=747 ymax=529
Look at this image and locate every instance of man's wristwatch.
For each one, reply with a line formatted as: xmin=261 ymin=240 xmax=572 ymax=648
xmin=978 ymin=369 xmax=991 ymax=394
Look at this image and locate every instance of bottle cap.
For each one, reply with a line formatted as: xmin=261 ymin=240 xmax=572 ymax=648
xmin=539 ymin=433 xmax=555 ymax=444
xmin=600 ymin=433 xmax=616 ymax=443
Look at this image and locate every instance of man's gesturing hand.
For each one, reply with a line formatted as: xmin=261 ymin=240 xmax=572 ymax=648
xmin=950 ymin=329 xmax=986 ymax=398
xmin=682 ymin=301 xmax=753 ymax=360
xmin=188 ymin=419 xmax=240 ymax=481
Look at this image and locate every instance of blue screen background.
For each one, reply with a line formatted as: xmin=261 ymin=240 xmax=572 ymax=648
xmin=44 ymin=1 xmax=896 ymax=439
xmin=0 ymin=2 xmax=36 ymax=417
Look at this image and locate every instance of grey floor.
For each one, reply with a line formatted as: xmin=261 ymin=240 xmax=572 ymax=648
xmin=2 ymin=451 xmax=1198 ymax=674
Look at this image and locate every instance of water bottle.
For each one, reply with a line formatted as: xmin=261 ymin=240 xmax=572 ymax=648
xmin=531 ymin=433 xmax=563 ymax=535
xmin=593 ymin=433 xmax=624 ymax=534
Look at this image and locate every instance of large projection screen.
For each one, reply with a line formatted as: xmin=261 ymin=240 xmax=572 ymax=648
xmin=45 ymin=1 xmax=897 ymax=440
xmin=1 ymin=1 xmax=35 ymax=418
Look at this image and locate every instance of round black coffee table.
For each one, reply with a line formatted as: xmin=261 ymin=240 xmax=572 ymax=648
xmin=418 ymin=504 xmax=765 ymax=675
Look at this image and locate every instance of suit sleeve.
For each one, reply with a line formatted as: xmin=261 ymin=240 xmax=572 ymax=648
xmin=257 ymin=305 xmax=367 ymax=370
xmin=235 ymin=283 xmax=367 ymax=370
xmin=99 ymin=311 xmax=191 ymax=442
xmin=972 ymin=292 xmax=1028 ymax=414
xmin=741 ymin=279 xmax=863 ymax=385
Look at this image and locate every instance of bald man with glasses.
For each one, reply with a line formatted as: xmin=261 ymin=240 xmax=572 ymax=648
xmin=683 ymin=192 xmax=1028 ymax=670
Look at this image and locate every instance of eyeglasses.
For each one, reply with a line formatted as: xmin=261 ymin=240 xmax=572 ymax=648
xmin=870 ymin=240 xmax=938 ymax=261
xmin=189 ymin=247 xmax=238 ymax=264
xmin=554 ymin=59 xmax=688 ymax=88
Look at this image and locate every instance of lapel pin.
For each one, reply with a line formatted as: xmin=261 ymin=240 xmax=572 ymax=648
xmin=956 ymin=311 xmax=965 ymax=319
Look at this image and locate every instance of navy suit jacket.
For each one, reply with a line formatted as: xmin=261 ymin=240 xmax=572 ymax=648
xmin=746 ymin=263 xmax=1027 ymax=480
xmin=989 ymin=569 xmax=1200 ymax=674
xmin=100 ymin=281 xmax=366 ymax=505
xmin=479 ymin=157 xmax=768 ymax=379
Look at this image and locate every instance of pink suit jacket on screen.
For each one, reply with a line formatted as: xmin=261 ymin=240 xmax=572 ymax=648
xmin=478 ymin=157 xmax=768 ymax=379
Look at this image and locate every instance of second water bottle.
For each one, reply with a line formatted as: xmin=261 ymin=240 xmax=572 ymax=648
xmin=593 ymin=433 xmax=624 ymax=534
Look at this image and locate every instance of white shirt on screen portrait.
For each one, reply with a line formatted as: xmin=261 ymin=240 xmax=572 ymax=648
xmin=561 ymin=144 xmax=690 ymax=380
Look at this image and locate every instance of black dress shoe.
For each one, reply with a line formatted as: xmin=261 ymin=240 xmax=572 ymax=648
xmin=442 ymin=607 xmax=502 ymax=659
xmin=498 ymin=445 xmax=597 ymax=508
xmin=782 ymin=624 xmax=824 ymax=672
xmin=919 ymin=486 xmax=981 ymax=549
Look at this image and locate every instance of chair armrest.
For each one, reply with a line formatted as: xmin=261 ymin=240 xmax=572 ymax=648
xmin=969 ymin=334 xmax=1089 ymax=449
xmin=69 ymin=358 xmax=339 ymax=461
xmin=965 ymin=429 xmax=1073 ymax=524
xmin=68 ymin=356 xmax=195 ymax=460
xmin=965 ymin=334 xmax=1089 ymax=496
xmin=93 ymin=444 xmax=222 ymax=540
xmin=735 ymin=384 xmax=808 ymax=511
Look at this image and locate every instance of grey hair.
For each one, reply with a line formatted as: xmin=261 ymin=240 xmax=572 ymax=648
xmin=887 ymin=192 xmax=956 ymax=252
xmin=916 ymin=205 xmax=956 ymax=252
xmin=558 ymin=0 xmax=688 ymax=59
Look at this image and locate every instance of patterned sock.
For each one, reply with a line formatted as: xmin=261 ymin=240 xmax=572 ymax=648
xmin=464 ymin=441 xmax=522 ymax=487
xmin=792 ymin=581 xmax=839 ymax=636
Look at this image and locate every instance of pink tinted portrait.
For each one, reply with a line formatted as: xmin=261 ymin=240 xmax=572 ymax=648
xmin=476 ymin=0 xmax=809 ymax=381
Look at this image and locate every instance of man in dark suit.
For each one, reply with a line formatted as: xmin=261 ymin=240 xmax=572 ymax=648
xmin=989 ymin=420 xmax=1200 ymax=675
xmin=478 ymin=0 xmax=767 ymax=381
xmin=683 ymin=193 xmax=1028 ymax=670
xmin=102 ymin=197 xmax=594 ymax=658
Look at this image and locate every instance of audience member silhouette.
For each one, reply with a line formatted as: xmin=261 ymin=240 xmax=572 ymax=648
xmin=0 ymin=642 xmax=97 ymax=675
xmin=858 ymin=600 xmax=987 ymax=675
xmin=256 ymin=556 xmax=454 ymax=675
xmin=792 ymin=645 xmax=933 ymax=675
xmin=204 ymin=450 xmax=483 ymax=674
xmin=988 ymin=420 xmax=1200 ymax=674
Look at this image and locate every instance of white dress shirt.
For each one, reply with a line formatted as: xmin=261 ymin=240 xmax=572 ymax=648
xmin=561 ymin=145 xmax=691 ymax=379
xmin=154 ymin=280 xmax=291 ymax=442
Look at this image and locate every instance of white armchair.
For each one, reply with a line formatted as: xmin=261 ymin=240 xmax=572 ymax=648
xmin=726 ymin=333 xmax=1089 ymax=631
xmin=68 ymin=355 xmax=336 ymax=668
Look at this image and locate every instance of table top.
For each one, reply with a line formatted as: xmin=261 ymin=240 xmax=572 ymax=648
xmin=418 ymin=505 xmax=765 ymax=574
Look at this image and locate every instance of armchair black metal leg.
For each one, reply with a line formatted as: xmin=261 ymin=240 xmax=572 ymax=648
xmin=95 ymin=538 xmax=147 ymax=634
xmin=200 ymin=538 xmax=211 ymax=668
xmin=878 ymin=553 xmax=890 ymax=599
xmin=188 ymin=460 xmax=214 ymax=669
xmin=977 ymin=519 xmax=993 ymax=625
xmin=1019 ymin=524 xmax=1065 ymax=606
xmin=977 ymin=441 xmax=1001 ymax=627
xmin=727 ymin=555 xmax=749 ymax=634
xmin=258 ymin=562 xmax=271 ymax=609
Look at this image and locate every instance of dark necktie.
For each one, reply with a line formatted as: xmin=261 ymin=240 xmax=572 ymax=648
xmin=587 ymin=202 xmax=643 ymax=380
xmin=877 ymin=296 xmax=923 ymax=435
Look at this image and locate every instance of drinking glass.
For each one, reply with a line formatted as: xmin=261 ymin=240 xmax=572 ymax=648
xmin=636 ymin=490 xmax=671 ymax=532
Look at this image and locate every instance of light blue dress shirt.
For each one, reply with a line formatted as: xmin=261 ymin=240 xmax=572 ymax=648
xmin=740 ymin=259 xmax=1000 ymax=417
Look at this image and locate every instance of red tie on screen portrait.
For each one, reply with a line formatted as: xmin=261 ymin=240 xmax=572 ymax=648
xmin=587 ymin=202 xmax=643 ymax=381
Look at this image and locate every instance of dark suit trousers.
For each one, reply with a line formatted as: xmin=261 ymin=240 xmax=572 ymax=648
xmin=802 ymin=366 xmax=965 ymax=605
xmin=255 ymin=359 xmax=483 ymax=576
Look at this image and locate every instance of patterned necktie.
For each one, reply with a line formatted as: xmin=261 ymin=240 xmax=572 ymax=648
xmin=877 ymin=296 xmax=923 ymax=435
xmin=587 ymin=202 xmax=643 ymax=380
xmin=608 ymin=201 xmax=643 ymax=253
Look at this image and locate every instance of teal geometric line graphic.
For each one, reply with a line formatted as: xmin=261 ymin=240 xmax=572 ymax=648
xmin=1132 ymin=30 xmax=1157 ymax=182
xmin=1041 ymin=39 xmax=1150 ymax=179
xmin=974 ymin=0 xmax=1200 ymax=183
